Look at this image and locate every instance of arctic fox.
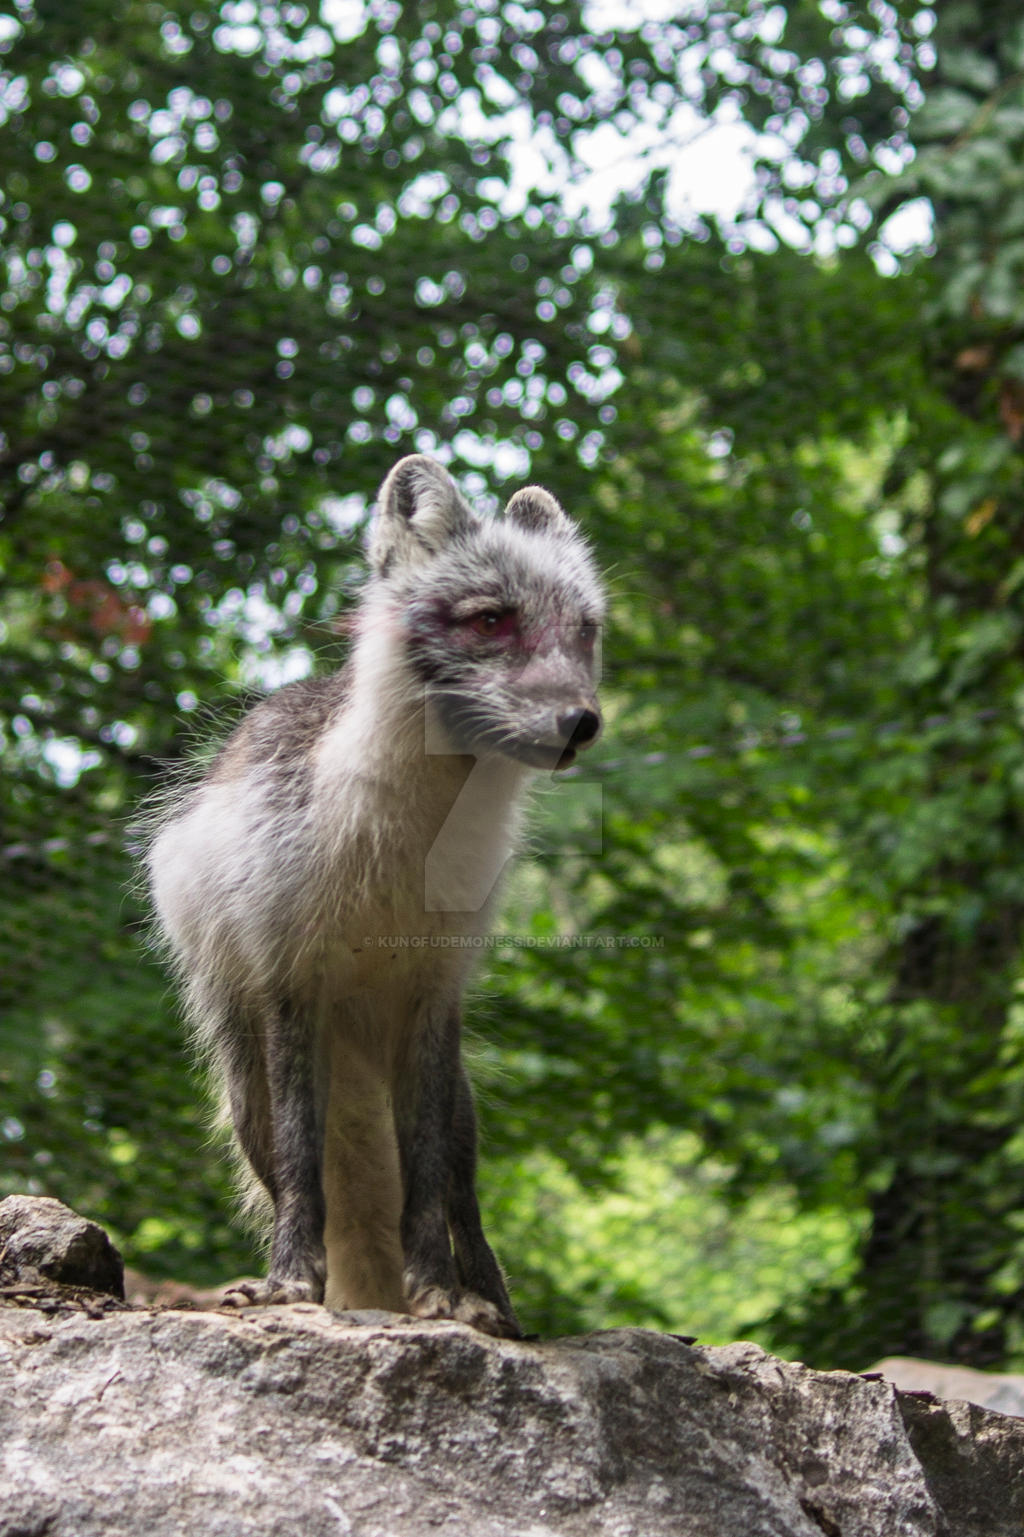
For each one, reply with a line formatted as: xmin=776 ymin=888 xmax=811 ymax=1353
xmin=145 ymin=454 xmax=605 ymax=1337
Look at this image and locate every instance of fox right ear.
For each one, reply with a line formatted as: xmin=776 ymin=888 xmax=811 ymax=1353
xmin=369 ymin=455 xmax=475 ymax=574
xmin=503 ymin=485 xmax=574 ymax=535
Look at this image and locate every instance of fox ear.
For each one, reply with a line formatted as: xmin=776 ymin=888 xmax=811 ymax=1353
xmin=503 ymin=485 xmax=574 ymax=534
xmin=369 ymin=455 xmax=475 ymax=573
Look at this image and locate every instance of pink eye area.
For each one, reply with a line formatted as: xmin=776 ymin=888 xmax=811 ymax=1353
xmin=465 ymin=610 xmax=519 ymax=640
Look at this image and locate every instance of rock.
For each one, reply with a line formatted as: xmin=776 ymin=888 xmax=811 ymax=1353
xmin=869 ymin=1356 xmax=1024 ymax=1418
xmin=1 ymin=1296 xmax=1023 ymax=1535
xmin=0 ymin=1195 xmax=124 ymax=1299
xmin=3 ymin=1200 xmax=1024 ymax=1535
xmin=899 ymin=1390 xmax=1024 ymax=1536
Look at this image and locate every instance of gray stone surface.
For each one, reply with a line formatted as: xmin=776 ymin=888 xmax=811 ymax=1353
xmin=870 ymin=1355 xmax=1024 ymax=1418
xmin=899 ymin=1390 xmax=1024 ymax=1536
xmin=3 ymin=1198 xmax=1024 ymax=1537
xmin=2 ymin=1297 xmax=1023 ymax=1536
xmin=0 ymin=1194 xmax=124 ymax=1298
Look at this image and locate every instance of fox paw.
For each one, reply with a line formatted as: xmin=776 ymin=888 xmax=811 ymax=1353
xmin=452 ymin=1292 xmax=522 ymax=1339
xmin=407 ymin=1283 xmax=521 ymax=1339
xmin=222 ymin=1276 xmax=321 ymax=1308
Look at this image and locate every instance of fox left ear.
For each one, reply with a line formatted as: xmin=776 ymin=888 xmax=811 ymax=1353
xmin=369 ymin=455 xmax=475 ymax=574
xmin=504 ymin=485 xmax=574 ymax=534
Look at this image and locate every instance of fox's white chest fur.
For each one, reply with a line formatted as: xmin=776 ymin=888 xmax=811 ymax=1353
xmin=151 ymin=682 xmax=528 ymax=1014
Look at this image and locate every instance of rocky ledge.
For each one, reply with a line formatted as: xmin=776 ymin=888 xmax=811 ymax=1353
xmin=1 ymin=1194 xmax=1022 ymax=1537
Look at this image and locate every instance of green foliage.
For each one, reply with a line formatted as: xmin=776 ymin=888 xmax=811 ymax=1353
xmin=480 ymin=1134 xmax=864 ymax=1343
xmin=7 ymin=0 xmax=1024 ymax=1368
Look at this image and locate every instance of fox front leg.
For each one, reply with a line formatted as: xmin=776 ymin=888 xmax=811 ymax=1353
xmin=396 ymin=1005 xmax=520 ymax=1339
xmin=394 ymin=1001 xmax=460 ymax=1321
xmin=447 ymin=1061 xmax=521 ymax=1338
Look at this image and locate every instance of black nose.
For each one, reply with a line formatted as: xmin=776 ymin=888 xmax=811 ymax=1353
xmin=558 ymin=706 xmax=601 ymax=751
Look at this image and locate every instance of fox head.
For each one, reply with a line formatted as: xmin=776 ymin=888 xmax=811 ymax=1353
xmin=367 ymin=455 xmax=604 ymax=770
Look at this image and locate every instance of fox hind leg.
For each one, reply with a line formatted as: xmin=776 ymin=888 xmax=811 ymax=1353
xmin=221 ymin=998 xmax=328 ymax=1307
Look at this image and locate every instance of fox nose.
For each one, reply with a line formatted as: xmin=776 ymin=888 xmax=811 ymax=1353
xmin=558 ymin=706 xmax=602 ymax=752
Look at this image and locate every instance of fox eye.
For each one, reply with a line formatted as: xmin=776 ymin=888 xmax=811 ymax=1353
xmin=466 ymin=609 xmax=517 ymax=639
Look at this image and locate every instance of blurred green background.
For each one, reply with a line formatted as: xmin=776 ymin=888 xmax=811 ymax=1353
xmin=6 ymin=0 xmax=1024 ymax=1368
